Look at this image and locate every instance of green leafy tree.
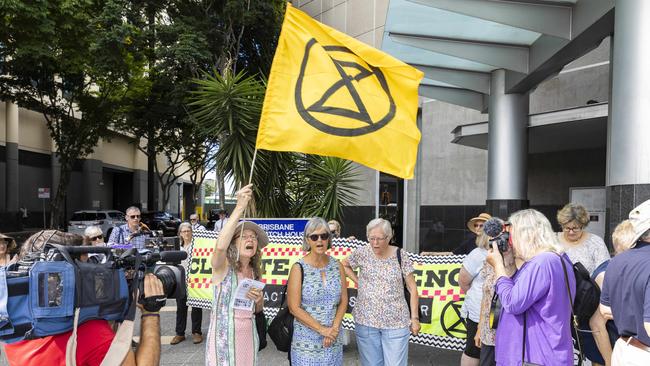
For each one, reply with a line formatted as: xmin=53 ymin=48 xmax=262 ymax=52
xmin=190 ymin=70 xmax=360 ymax=220
xmin=0 ymin=0 xmax=137 ymax=227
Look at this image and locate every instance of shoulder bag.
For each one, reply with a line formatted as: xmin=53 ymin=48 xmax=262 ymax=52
xmin=268 ymin=262 xmax=303 ymax=352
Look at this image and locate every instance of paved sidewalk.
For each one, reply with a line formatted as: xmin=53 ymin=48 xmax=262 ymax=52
xmin=0 ymin=299 xmax=462 ymax=365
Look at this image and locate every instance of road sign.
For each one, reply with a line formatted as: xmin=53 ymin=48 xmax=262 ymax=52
xmin=38 ymin=188 xmax=50 ymax=199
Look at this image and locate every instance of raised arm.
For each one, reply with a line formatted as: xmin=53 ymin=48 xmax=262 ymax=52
xmin=211 ymin=184 xmax=252 ymax=280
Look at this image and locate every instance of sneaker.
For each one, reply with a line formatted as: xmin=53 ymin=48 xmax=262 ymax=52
xmin=192 ymin=333 xmax=203 ymax=344
xmin=170 ymin=335 xmax=186 ymax=345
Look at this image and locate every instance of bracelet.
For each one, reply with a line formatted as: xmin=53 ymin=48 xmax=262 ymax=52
xmin=141 ymin=313 xmax=160 ymax=318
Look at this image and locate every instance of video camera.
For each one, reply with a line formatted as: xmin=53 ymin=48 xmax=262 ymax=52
xmin=0 ymin=242 xmax=187 ymax=344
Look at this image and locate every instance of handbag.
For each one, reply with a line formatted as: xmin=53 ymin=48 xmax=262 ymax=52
xmin=396 ymin=249 xmax=423 ymax=320
xmin=268 ymin=262 xmax=303 ymax=352
xmin=255 ymin=311 xmax=267 ymax=351
xmin=558 ymin=254 xmax=585 ymax=366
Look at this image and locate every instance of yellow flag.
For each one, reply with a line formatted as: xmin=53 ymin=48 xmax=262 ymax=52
xmin=256 ymin=3 xmax=423 ymax=179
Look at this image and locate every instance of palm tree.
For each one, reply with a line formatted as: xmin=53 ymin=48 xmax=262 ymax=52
xmin=189 ymin=69 xmax=359 ymax=220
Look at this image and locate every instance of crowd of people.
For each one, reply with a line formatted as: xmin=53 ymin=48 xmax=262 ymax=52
xmin=2 ymin=187 xmax=649 ymax=366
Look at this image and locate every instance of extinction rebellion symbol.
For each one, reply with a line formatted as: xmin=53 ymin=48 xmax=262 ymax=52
xmin=440 ymin=299 xmax=467 ymax=338
xmin=295 ymin=38 xmax=396 ymax=137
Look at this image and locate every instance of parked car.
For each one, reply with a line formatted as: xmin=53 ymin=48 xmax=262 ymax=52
xmin=68 ymin=210 xmax=126 ymax=239
xmin=140 ymin=211 xmax=181 ymax=236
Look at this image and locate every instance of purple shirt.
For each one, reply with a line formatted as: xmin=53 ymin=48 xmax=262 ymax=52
xmin=494 ymin=252 xmax=575 ymax=366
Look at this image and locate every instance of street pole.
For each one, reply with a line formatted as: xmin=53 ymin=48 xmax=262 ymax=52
xmin=176 ymin=182 xmax=182 ymax=220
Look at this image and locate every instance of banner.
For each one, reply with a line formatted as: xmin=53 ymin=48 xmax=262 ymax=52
xmin=246 ymin=218 xmax=309 ymax=237
xmin=187 ymin=231 xmax=467 ymax=351
xmin=256 ymin=3 xmax=423 ymax=179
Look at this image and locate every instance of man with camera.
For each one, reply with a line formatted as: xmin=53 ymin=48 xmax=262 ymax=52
xmin=4 ymin=273 xmax=164 ymax=366
xmin=109 ymin=206 xmax=151 ymax=250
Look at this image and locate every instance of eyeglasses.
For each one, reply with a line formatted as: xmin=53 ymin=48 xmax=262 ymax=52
xmin=190 ymin=218 xmax=197 ymax=221
xmin=308 ymin=233 xmax=330 ymax=241
xmin=368 ymin=236 xmax=389 ymax=242
xmin=89 ymin=235 xmax=103 ymax=241
xmin=330 ymin=230 xmax=337 ymax=235
xmin=563 ymin=226 xmax=582 ymax=233
xmin=240 ymin=234 xmax=258 ymax=241
xmin=128 ymin=214 xmax=141 ymax=219
xmin=474 ymin=223 xmax=484 ymax=228
xmin=180 ymin=230 xmax=192 ymax=234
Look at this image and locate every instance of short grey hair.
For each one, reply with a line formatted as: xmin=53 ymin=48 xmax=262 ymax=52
xmin=302 ymin=217 xmax=332 ymax=251
xmin=366 ymin=218 xmax=393 ymax=240
xmin=125 ymin=206 xmax=140 ymax=215
xmin=84 ymin=225 xmax=103 ymax=238
xmin=190 ymin=213 xmax=199 ymax=220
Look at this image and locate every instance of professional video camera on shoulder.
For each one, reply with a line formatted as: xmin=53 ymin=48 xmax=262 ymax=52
xmin=483 ymin=217 xmax=511 ymax=253
xmin=0 ymin=230 xmax=186 ymax=344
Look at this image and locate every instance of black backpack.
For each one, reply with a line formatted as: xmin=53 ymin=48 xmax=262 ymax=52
xmin=571 ymin=261 xmax=601 ymax=324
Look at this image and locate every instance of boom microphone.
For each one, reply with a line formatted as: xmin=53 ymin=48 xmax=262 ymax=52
xmin=159 ymin=250 xmax=188 ymax=263
xmin=483 ymin=217 xmax=505 ymax=237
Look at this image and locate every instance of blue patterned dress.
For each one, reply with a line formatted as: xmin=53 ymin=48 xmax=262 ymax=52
xmin=291 ymin=256 xmax=343 ymax=366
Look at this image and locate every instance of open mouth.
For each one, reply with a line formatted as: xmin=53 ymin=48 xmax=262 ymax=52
xmin=245 ymin=244 xmax=254 ymax=250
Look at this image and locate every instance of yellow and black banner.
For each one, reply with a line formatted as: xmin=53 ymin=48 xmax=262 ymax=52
xmin=187 ymin=231 xmax=467 ymax=350
xmin=256 ymin=3 xmax=423 ymax=179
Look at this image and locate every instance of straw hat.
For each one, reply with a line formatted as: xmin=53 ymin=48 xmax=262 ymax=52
xmin=467 ymin=213 xmax=492 ymax=234
xmin=232 ymin=221 xmax=269 ymax=249
xmin=628 ymin=199 xmax=650 ymax=248
xmin=0 ymin=233 xmax=17 ymax=251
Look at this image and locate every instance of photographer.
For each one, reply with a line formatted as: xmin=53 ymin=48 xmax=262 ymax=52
xmin=485 ymin=209 xmax=575 ymax=366
xmin=3 ymin=230 xmax=164 ymax=366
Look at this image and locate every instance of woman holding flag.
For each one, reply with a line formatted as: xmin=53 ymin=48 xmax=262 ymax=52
xmin=206 ymin=184 xmax=268 ymax=366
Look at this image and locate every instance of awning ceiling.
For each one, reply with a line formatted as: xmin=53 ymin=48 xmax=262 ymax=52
xmin=381 ymin=0 xmax=614 ymax=112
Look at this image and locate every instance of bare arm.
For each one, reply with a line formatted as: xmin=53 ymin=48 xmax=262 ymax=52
xmin=287 ymin=263 xmax=334 ymax=340
xmin=211 ymin=184 xmax=252 ymax=281
xmin=458 ymin=266 xmax=473 ymax=293
xmin=121 ymin=274 xmax=163 ymax=366
xmin=324 ymin=263 xmax=349 ymax=348
xmin=341 ymin=259 xmax=358 ymax=284
xmin=599 ymin=304 xmax=613 ymax=321
xmin=405 ymin=273 xmax=420 ymax=335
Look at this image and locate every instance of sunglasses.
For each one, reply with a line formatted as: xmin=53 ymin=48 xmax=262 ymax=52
xmin=89 ymin=235 xmax=103 ymax=241
xmin=308 ymin=233 xmax=330 ymax=241
xmin=128 ymin=214 xmax=141 ymax=219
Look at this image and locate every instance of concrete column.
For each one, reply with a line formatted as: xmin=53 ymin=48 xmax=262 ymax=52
xmin=404 ymin=109 xmax=422 ymax=253
xmin=83 ymin=139 xmax=103 ymax=209
xmin=486 ymin=69 xmax=529 ymax=219
xmin=606 ymin=1 xmax=650 ymax=236
xmin=5 ymin=101 xmax=19 ymax=212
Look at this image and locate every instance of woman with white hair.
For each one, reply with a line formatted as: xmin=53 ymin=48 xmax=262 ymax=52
xmin=207 ymin=184 xmax=268 ymax=366
xmin=0 ymin=233 xmax=17 ymax=267
xmin=171 ymin=222 xmax=204 ymax=345
xmin=486 ymin=209 xmax=575 ymax=366
xmin=342 ymin=218 xmax=420 ymax=366
xmin=287 ymin=217 xmax=348 ymax=365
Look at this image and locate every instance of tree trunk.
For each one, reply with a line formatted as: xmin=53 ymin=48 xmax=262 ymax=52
xmin=50 ymin=159 xmax=72 ymax=229
xmin=217 ymin=172 xmax=226 ymax=209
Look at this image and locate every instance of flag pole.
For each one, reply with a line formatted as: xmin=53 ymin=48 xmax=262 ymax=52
xmin=236 ymin=147 xmax=259 ymax=258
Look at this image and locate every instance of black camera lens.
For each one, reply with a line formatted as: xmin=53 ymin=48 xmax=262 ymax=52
xmin=152 ymin=264 xmax=186 ymax=299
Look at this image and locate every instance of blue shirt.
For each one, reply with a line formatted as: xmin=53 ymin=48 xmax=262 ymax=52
xmin=107 ymin=224 xmax=149 ymax=250
xmin=600 ymin=241 xmax=650 ymax=345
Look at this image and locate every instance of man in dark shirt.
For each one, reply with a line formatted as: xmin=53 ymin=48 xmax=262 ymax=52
xmin=600 ymin=199 xmax=650 ymax=365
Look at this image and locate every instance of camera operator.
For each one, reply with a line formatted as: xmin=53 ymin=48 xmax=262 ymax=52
xmin=485 ymin=209 xmax=575 ymax=366
xmin=3 ymin=230 xmax=164 ymax=366
xmin=108 ymin=207 xmax=151 ymax=250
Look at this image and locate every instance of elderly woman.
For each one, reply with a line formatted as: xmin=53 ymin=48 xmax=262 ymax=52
xmin=171 ymin=222 xmax=204 ymax=345
xmin=556 ymin=203 xmax=611 ymax=366
xmin=207 ymin=184 xmax=268 ymax=366
xmin=458 ymin=231 xmax=491 ymax=366
xmin=486 ymin=209 xmax=575 ymax=366
xmin=0 ymin=233 xmax=17 ymax=267
xmin=328 ymin=220 xmax=341 ymax=239
xmin=342 ymin=218 xmax=420 ymax=366
xmin=287 ymin=217 xmax=348 ymax=365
